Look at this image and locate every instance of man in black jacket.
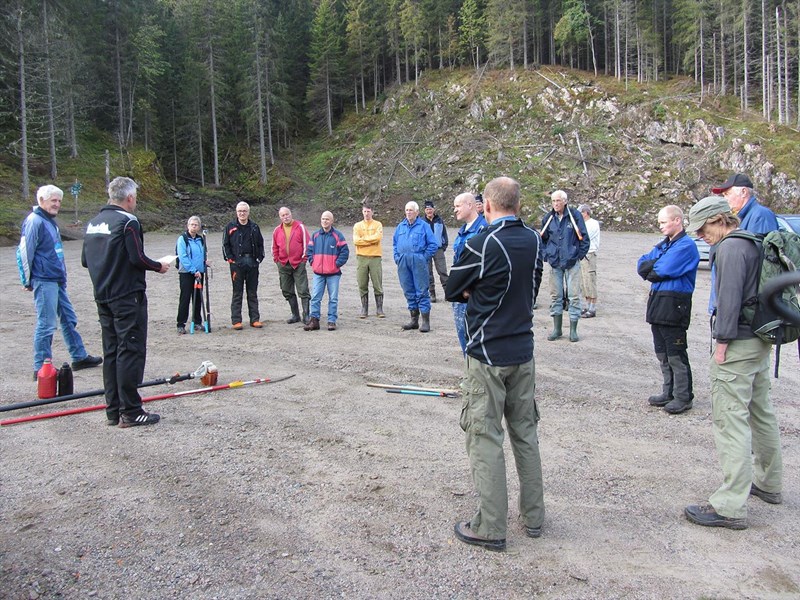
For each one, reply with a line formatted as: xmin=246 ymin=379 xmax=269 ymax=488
xmin=223 ymin=202 xmax=265 ymax=329
xmin=82 ymin=177 xmax=170 ymax=428
xmin=446 ymin=176 xmax=545 ymax=552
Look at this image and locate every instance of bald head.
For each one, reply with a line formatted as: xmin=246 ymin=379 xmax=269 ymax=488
xmin=321 ymin=210 xmax=334 ymax=231
xmin=453 ymin=192 xmax=477 ymax=223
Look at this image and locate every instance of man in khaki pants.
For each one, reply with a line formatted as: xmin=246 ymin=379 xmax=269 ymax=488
xmin=683 ymin=196 xmax=783 ymax=530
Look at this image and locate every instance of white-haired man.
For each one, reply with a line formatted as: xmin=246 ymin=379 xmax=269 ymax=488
xmin=18 ymin=184 xmax=102 ymax=380
xmin=393 ymin=201 xmax=438 ymax=332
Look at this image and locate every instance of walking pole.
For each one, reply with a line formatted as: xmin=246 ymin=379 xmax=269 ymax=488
xmin=366 ymin=382 xmax=460 ymax=395
xmin=203 ymin=229 xmax=212 ymax=333
xmin=190 ymin=275 xmax=197 ymax=334
xmin=1 ymin=374 xmax=296 ymax=427
xmin=385 ymin=389 xmax=458 ymax=398
xmin=0 ymin=364 xmax=212 ymax=413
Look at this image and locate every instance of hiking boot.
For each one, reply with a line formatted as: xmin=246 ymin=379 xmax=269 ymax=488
xmin=582 ymin=309 xmax=596 ymax=318
xmin=250 ymin=321 xmax=264 ymax=328
xmin=327 ymin=322 xmax=337 ymax=331
xmin=72 ymin=355 xmax=103 ymax=371
xmin=118 ymin=411 xmax=160 ymax=428
xmin=232 ymin=322 xmax=244 ymax=330
xmin=177 ymin=326 xmax=186 ymax=335
xmin=454 ymin=521 xmax=506 ymax=552
xmin=664 ymin=399 xmax=692 ymax=414
xmin=684 ymin=504 xmax=747 ymax=530
xmin=304 ymin=317 xmax=320 ymax=331
xmin=524 ymin=525 xmax=542 ymax=538
xmin=648 ymin=393 xmax=672 ymax=407
xmin=750 ymin=483 xmax=782 ymax=505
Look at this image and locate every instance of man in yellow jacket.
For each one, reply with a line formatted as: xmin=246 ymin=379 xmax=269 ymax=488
xmin=353 ymin=205 xmax=384 ymax=318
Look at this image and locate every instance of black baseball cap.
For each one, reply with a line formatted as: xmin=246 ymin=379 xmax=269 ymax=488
xmin=711 ymin=173 xmax=754 ymax=194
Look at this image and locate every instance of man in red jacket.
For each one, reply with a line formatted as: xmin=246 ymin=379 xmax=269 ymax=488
xmin=272 ymin=207 xmax=311 ymax=324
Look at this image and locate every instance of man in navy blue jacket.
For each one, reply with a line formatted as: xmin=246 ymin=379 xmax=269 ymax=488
xmin=446 ymin=176 xmax=545 ymax=552
xmin=422 ymin=199 xmax=449 ymax=302
xmin=540 ymin=190 xmax=589 ymax=342
xmin=637 ymin=205 xmax=700 ymax=415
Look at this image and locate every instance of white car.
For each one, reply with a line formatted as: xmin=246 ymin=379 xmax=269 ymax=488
xmin=693 ymin=214 xmax=799 ymax=263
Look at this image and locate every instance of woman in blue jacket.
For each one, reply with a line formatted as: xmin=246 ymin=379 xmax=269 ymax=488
xmin=176 ymin=216 xmax=207 ymax=334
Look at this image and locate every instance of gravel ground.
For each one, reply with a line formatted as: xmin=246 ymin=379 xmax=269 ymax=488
xmin=1 ymin=228 xmax=798 ymax=599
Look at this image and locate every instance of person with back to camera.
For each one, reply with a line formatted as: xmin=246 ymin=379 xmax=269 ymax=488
xmin=82 ymin=176 xmax=170 ymax=428
xmin=176 ymin=215 xmax=207 ymax=334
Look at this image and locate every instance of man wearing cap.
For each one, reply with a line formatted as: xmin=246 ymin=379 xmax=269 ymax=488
xmin=711 ymin=173 xmax=778 ymax=234
xmin=474 ymin=194 xmax=484 ymax=215
xmin=578 ymin=203 xmax=600 ymax=318
xmin=393 ymin=201 xmax=438 ymax=332
xmin=683 ymin=196 xmax=783 ymax=530
xmin=541 ymin=190 xmax=589 ymax=342
xmin=707 ymin=173 xmax=779 ymax=314
xmin=422 ymin=199 xmax=449 ymax=302
xmin=636 ymin=205 xmax=700 ymax=415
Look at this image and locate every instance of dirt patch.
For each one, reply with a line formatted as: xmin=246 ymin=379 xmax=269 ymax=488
xmin=1 ymin=229 xmax=798 ymax=599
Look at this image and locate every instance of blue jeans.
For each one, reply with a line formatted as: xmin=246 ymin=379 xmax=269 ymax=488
xmin=310 ymin=273 xmax=341 ymax=323
xmin=453 ymin=302 xmax=468 ymax=355
xmin=548 ymin=263 xmax=582 ymax=321
xmin=33 ymin=280 xmax=88 ymax=372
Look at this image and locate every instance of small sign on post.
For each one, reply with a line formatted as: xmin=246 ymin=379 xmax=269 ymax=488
xmin=70 ymin=180 xmax=82 ymax=224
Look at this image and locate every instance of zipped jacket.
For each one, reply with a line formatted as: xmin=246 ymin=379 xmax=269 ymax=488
xmin=272 ymin=220 xmax=309 ymax=268
xmin=177 ymin=232 xmax=206 ymax=274
xmin=81 ymin=205 xmax=162 ymax=303
xmin=393 ymin=218 xmax=438 ymax=263
xmin=223 ymin=220 xmax=265 ymax=263
xmin=452 ymin=214 xmax=488 ymax=264
xmin=17 ymin=207 xmax=66 ymax=287
xmin=540 ymin=206 xmax=589 ymax=269
xmin=737 ymin=196 xmax=779 ymax=234
xmin=423 ymin=214 xmax=449 ymax=250
xmin=307 ymin=227 xmax=349 ymax=275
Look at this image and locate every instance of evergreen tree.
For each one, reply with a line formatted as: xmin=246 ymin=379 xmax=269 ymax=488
xmin=307 ymin=0 xmax=345 ymax=135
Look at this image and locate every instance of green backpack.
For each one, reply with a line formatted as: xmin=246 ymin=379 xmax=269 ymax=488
xmin=727 ymin=229 xmax=800 ymax=375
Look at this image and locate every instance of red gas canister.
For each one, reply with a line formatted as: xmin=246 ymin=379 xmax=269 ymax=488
xmin=37 ymin=358 xmax=58 ymax=399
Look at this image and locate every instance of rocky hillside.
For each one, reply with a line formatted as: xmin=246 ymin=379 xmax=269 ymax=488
xmin=294 ymin=67 xmax=800 ymax=229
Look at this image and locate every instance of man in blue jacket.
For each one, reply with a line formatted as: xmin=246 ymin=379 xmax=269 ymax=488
xmin=540 ymin=190 xmax=589 ymax=342
xmin=451 ymin=192 xmax=487 ymax=355
xmin=637 ymin=205 xmax=700 ymax=415
xmin=393 ymin=201 xmax=438 ymax=332
xmin=304 ymin=211 xmax=349 ymax=331
xmin=18 ymin=185 xmax=102 ymax=380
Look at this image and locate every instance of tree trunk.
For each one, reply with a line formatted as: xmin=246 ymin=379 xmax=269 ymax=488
xmin=197 ymin=98 xmax=205 ymax=188
xmin=762 ymin=0 xmax=768 ymax=119
xmin=172 ymin=100 xmax=177 ymax=184
xmin=776 ymin=6 xmax=782 ymax=123
xmin=255 ymin=38 xmax=267 ymax=184
xmin=743 ymin=0 xmax=749 ymax=111
xmin=43 ymin=0 xmax=57 ymax=180
xmin=17 ymin=3 xmax=30 ymax=201
xmin=209 ymin=43 xmax=220 ymax=186
xmin=585 ymin=0 xmax=598 ymax=77
xmin=115 ymin=19 xmax=125 ymax=147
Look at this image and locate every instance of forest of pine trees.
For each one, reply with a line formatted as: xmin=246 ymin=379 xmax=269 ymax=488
xmin=3 ymin=0 xmax=800 ymax=198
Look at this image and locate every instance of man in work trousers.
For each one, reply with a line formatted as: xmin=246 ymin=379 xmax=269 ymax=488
xmin=272 ymin=207 xmax=311 ymax=324
xmin=636 ymin=205 xmax=700 ymax=415
xmin=304 ymin=211 xmax=349 ymax=331
xmin=446 ymin=176 xmax=545 ymax=553
xmin=422 ymin=199 xmax=449 ymax=302
xmin=578 ymin=203 xmax=600 ymax=318
xmin=223 ymin=201 xmax=265 ymax=329
xmin=684 ymin=196 xmax=783 ymax=530
xmin=82 ymin=177 xmax=170 ymax=428
xmin=353 ymin=205 xmax=385 ymax=318
xmin=540 ymin=190 xmax=589 ymax=342
xmin=393 ymin=201 xmax=438 ymax=333
xmin=450 ymin=192 xmax=487 ymax=356
xmin=18 ymin=184 xmax=103 ymax=380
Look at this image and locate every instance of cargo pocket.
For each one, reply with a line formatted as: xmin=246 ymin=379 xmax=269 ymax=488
xmin=710 ymin=371 xmax=738 ymax=430
xmin=459 ymin=378 xmax=486 ymax=434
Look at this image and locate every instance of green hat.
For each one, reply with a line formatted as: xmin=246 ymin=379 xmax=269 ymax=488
xmin=686 ymin=196 xmax=731 ymax=233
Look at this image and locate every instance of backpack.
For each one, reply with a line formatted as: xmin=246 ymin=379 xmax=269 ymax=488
xmin=726 ymin=229 xmax=800 ymax=376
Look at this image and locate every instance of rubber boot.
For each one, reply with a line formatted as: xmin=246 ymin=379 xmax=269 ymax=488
xmin=419 ymin=311 xmax=431 ymax=333
xmin=648 ymin=352 xmax=673 ymax=406
xmin=663 ymin=354 xmax=693 ymax=414
xmin=301 ymin=298 xmax=310 ymax=324
xmin=569 ymin=319 xmax=579 ymax=342
xmin=359 ymin=294 xmax=369 ymax=319
xmin=375 ymin=294 xmax=385 ymax=318
xmin=547 ymin=315 xmax=563 ymax=341
xmin=287 ymin=297 xmax=301 ymax=324
xmin=402 ymin=309 xmax=420 ymax=330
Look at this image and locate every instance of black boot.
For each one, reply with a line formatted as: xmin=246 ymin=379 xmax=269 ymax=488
xmin=375 ymin=294 xmax=385 ymax=318
xmin=287 ymin=297 xmax=301 ymax=324
xmin=301 ymin=298 xmax=310 ymax=324
xmin=360 ymin=294 xmax=369 ymax=319
xmin=648 ymin=352 xmax=674 ymax=406
xmin=402 ymin=309 xmax=420 ymax=330
xmin=419 ymin=311 xmax=431 ymax=333
xmin=663 ymin=354 xmax=693 ymax=414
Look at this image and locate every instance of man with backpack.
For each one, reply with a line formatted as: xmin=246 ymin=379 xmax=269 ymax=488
xmin=683 ymin=196 xmax=783 ymax=531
